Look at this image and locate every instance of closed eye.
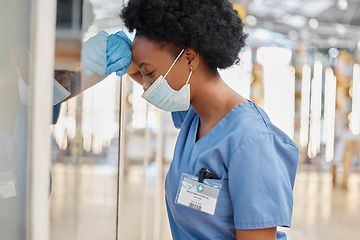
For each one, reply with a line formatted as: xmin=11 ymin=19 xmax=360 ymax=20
xmin=145 ymin=71 xmax=155 ymax=78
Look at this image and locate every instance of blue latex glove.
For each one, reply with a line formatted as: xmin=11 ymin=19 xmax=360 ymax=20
xmin=81 ymin=30 xmax=109 ymax=75
xmin=105 ymin=31 xmax=132 ymax=76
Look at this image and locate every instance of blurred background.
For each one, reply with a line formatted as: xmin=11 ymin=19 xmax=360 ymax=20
xmin=1 ymin=0 xmax=360 ymax=239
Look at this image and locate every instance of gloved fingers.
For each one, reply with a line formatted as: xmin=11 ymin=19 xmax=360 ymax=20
xmin=84 ymin=56 xmax=106 ymax=74
xmin=106 ymin=51 xmax=122 ymax=67
xmin=105 ymin=54 xmax=132 ymax=75
xmin=93 ymin=41 xmax=107 ymax=62
xmin=105 ymin=60 xmax=127 ymax=75
xmin=93 ymin=31 xmax=109 ymax=57
xmin=106 ymin=41 xmax=132 ymax=62
xmin=106 ymin=40 xmax=123 ymax=59
xmin=106 ymin=35 xmax=126 ymax=56
xmin=114 ymin=31 xmax=132 ymax=46
xmin=82 ymin=34 xmax=107 ymax=60
xmin=106 ymin=49 xmax=130 ymax=67
xmin=80 ymin=31 xmax=109 ymax=76
xmin=81 ymin=46 xmax=105 ymax=65
xmin=106 ymin=33 xmax=131 ymax=56
xmin=106 ymin=47 xmax=119 ymax=65
xmin=105 ymin=61 xmax=121 ymax=75
xmin=83 ymin=59 xmax=106 ymax=75
xmin=115 ymin=63 xmax=131 ymax=77
xmin=83 ymin=51 xmax=106 ymax=70
xmin=106 ymin=34 xmax=119 ymax=52
xmin=105 ymin=33 xmax=132 ymax=75
xmin=107 ymin=56 xmax=131 ymax=72
xmin=116 ymin=69 xmax=127 ymax=77
xmin=81 ymin=46 xmax=104 ymax=67
xmin=92 ymin=49 xmax=107 ymax=66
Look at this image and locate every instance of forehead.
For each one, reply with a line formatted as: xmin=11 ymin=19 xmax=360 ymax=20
xmin=131 ymin=36 xmax=174 ymax=67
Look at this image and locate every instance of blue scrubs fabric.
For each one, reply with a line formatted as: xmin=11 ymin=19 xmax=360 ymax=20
xmin=165 ymin=102 xmax=299 ymax=240
xmin=52 ymin=102 xmax=61 ymax=124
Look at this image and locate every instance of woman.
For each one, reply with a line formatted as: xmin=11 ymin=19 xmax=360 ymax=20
xmin=105 ymin=0 xmax=299 ymax=239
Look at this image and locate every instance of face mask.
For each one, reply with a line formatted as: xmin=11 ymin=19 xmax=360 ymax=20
xmin=17 ymin=67 xmax=32 ymax=106
xmin=141 ymin=49 xmax=193 ymax=112
xmin=17 ymin=67 xmax=71 ymax=106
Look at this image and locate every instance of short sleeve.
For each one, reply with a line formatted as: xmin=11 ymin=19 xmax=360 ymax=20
xmin=228 ymin=133 xmax=299 ymax=229
xmin=171 ymin=110 xmax=189 ymax=129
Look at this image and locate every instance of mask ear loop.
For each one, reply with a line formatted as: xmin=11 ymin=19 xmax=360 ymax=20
xmin=185 ymin=70 xmax=193 ymax=85
xmin=16 ymin=66 xmax=23 ymax=80
xmin=164 ymin=49 xmax=185 ymax=78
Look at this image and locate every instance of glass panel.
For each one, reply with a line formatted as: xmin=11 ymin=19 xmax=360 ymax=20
xmin=50 ymin=0 xmax=123 ymax=239
xmin=0 ymin=0 xmax=34 ymax=239
xmin=50 ymin=0 xmax=175 ymax=239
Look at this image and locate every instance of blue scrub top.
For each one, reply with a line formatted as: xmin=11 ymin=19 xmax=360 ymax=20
xmin=52 ymin=102 xmax=61 ymax=124
xmin=165 ymin=101 xmax=299 ymax=240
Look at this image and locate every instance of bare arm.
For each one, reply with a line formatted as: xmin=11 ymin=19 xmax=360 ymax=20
xmin=236 ymin=227 xmax=277 ymax=240
xmin=55 ymin=61 xmax=143 ymax=102
xmin=53 ymin=65 xmax=107 ymax=101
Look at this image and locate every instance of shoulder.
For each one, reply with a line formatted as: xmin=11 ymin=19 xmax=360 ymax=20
xmin=227 ymin=102 xmax=299 ymax=185
xmin=225 ymin=102 xmax=299 ymax=178
xmin=229 ymin=101 xmax=298 ymax=151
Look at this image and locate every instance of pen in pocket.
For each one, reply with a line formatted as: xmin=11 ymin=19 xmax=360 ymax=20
xmin=198 ymin=168 xmax=220 ymax=183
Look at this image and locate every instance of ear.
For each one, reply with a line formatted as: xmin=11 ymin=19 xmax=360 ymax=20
xmin=184 ymin=48 xmax=199 ymax=71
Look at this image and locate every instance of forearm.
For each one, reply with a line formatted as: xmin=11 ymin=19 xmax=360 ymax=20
xmin=62 ymin=65 xmax=108 ymax=101
xmin=55 ymin=61 xmax=143 ymax=102
xmin=236 ymin=227 xmax=277 ymax=240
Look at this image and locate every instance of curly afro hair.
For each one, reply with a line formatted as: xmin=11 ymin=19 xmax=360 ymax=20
xmin=121 ymin=0 xmax=247 ymax=72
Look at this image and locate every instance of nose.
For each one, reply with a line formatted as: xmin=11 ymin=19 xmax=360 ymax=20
xmin=142 ymin=77 xmax=151 ymax=92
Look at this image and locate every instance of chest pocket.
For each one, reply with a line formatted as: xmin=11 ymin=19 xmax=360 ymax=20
xmin=212 ymin=179 xmax=233 ymax=219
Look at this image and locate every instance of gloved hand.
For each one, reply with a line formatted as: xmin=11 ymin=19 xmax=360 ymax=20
xmin=105 ymin=31 xmax=132 ymax=76
xmin=81 ymin=30 xmax=109 ymax=75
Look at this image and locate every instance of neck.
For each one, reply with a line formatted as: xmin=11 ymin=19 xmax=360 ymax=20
xmin=190 ymin=69 xmax=246 ymax=126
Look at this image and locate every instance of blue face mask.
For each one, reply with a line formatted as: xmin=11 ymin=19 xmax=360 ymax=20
xmin=141 ymin=49 xmax=193 ymax=112
xmin=17 ymin=67 xmax=70 ymax=106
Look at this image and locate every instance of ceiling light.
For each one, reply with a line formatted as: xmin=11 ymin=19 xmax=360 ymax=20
xmin=288 ymin=30 xmax=299 ymax=41
xmin=308 ymin=18 xmax=319 ymax=29
xmin=328 ymin=48 xmax=339 ymax=58
xmin=280 ymin=15 xmax=307 ymax=28
xmin=245 ymin=15 xmax=257 ymax=27
xmin=337 ymin=0 xmax=349 ymax=10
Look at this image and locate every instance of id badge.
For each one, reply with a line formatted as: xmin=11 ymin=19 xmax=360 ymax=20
xmin=175 ymin=173 xmax=221 ymax=215
xmin=0 ymin=169 xmax=17 ymax=200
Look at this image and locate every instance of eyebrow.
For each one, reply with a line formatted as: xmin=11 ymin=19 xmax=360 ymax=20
xmin=138 ymin=63 xmax=150 ymax=69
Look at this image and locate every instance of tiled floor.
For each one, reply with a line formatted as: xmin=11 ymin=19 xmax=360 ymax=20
xmin=50 ymin=162 xmax=360 ymax=240
xmin=283 ymin=168 xmax=360 ymax=240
